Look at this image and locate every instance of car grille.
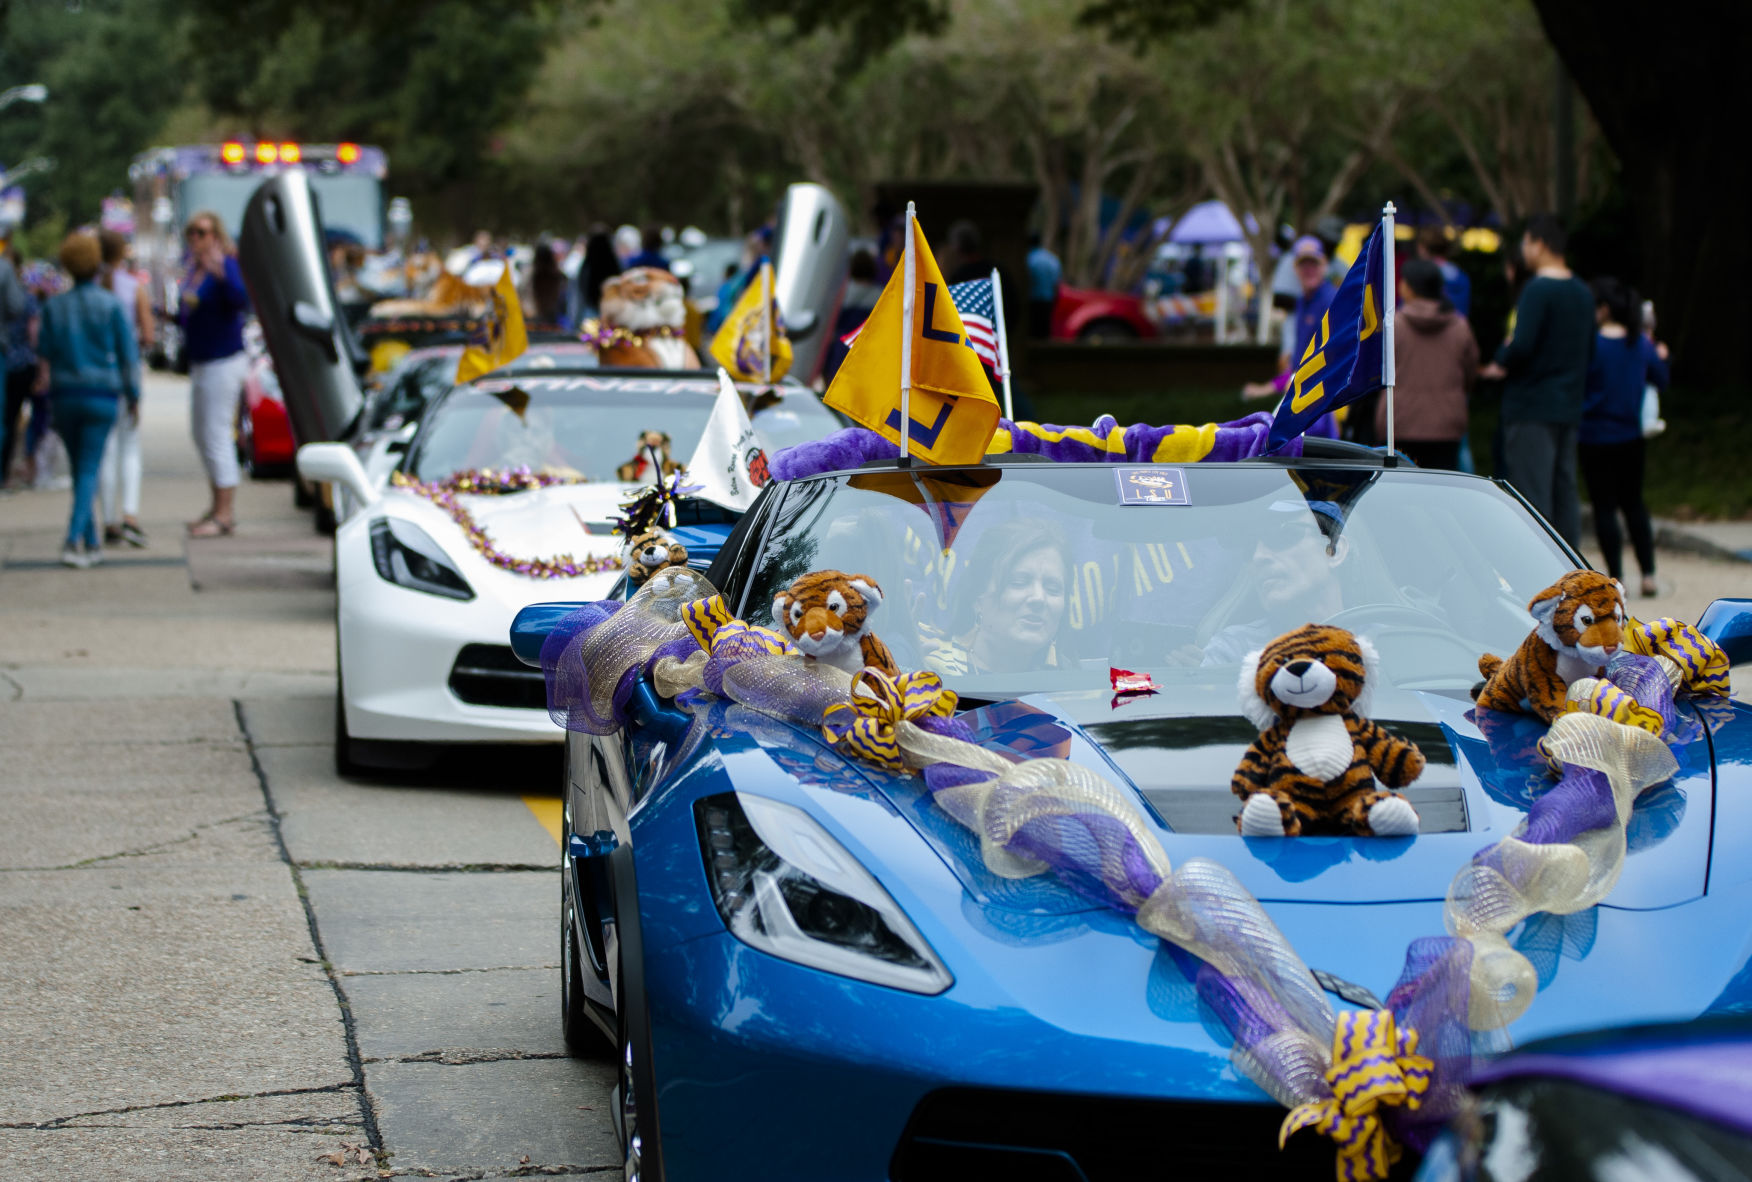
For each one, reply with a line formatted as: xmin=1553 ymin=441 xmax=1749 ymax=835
xmin=889 ymin=1087 xmax=1358 ymax=1181
xmin=448 ymin=644 xmax=547 ymax=710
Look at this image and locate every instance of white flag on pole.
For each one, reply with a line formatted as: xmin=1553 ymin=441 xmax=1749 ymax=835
xmin=686 ymin=369 xmax=772 ymax=512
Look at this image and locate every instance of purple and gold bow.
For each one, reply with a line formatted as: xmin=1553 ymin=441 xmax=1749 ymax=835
xmin=1626 ymin=616 xmax=1732 ymax=697
xmin=681 ymin=595 xmax=793 ymax=657
xmin=1280 ymin=1010 xmax=1432 ymax=1182
xmin=821 ymin=668 xmax=958 ymax=772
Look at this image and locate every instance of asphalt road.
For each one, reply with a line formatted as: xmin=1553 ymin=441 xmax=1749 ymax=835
xmin=0 ymin=373 xmax=613 ymax=1180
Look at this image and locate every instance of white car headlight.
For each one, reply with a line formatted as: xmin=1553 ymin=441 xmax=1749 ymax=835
xmin=695 ymin=792 xmax=952 ymax=995
xmin=369 ymin=517 xmax=474 ymax=601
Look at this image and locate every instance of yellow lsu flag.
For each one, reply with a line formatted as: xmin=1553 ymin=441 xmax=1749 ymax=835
xmin=455 ymin=257 xmax=529 ymax=383
xmin=823 ymin=219 xmax=998 ymax=464
xmin=709 ymin=261 xmax=792 ymax=382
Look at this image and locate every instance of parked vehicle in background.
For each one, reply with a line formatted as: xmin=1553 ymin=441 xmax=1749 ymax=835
xmin=131 ymin=141 xmax=387 ymax=370
xmin=1051 ymin=284 xmax=1160 ymax=342
xmin=664 ymin=230 xmax=743 ymax=318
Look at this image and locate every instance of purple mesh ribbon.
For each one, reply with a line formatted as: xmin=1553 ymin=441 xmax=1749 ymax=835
xmin=542 ymin=601 xmax=624 ymax=734
xmin=1606 ymin=651 xmax=1677 ymax=731
xmin=1384 ymin=937 xmax=1475 ymax=1150
xmin=1520 ymin=768 xmax=1618 ymax=845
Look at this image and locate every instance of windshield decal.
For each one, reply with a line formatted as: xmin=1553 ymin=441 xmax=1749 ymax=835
xmin=1115 ymin=467 xmax=1189 ymax=505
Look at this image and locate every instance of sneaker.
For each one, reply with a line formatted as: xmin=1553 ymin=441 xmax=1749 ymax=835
xmin=85 ymin=545 xmax=103 ymax=568
xmin=120 ymin=521 xmax=148 ymax=548
xmin=60 ymin=545 xmax=84 ymax=569
xmin=104 ymin=525 xmax=124 ymax=545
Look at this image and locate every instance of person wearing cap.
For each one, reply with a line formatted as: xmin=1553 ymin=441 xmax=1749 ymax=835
xmin=1242 ymin=235 xmax=1336 ymax=407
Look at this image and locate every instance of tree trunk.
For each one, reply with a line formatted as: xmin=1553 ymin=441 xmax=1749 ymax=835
xmin=1532 ymin=0 xmax=1752 ymax=387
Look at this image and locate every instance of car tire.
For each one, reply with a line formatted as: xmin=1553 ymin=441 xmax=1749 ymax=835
xmin=1078 ymin=318 xmax=1138 ymax=343
xmin=334 ymin=676 xmax=367 ymax=778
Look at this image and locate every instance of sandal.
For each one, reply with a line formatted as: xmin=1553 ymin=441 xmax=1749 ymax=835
xmin=1641 ymin=576 xmax=1659 ymax=598
xmin=187 ymin=517 xmax=234 ymax=538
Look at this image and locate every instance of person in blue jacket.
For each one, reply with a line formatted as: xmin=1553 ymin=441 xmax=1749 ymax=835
xmin=35 ymin=231 xmax=138 ymax=567
xmin=1580 ymin=276 xmax=1668 ymax=597
xmin=177 ymin=210 xmax=250 ymax=536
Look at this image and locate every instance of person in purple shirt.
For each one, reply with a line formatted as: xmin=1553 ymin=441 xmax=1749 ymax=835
xmin=1580 ymin=276 xmax=1669 ymax=597
xmin=1243 ymin=235 xmax=1339 ymax=438
xmin=177 ymin=210 xmax=250 ymax=536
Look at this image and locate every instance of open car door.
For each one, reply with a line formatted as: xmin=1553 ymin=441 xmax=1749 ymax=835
xmin=238 ymin=170 xmax=365 ymax=444
xmin=772 ymin=182 xmax=849 ymax=385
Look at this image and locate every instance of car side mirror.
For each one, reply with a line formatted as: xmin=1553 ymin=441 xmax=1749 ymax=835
xmin=1699 ymin=598 xmax=1752 ymax=665
xmin=296 ymin=442 xmax=377 ymax=509
xmin=290 ymin=300 xmax=338 ymax=362
xmin=786 ymin=309 xmax=819 ymax=339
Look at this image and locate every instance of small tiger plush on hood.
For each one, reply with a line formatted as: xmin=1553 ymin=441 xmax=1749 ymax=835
xmin=1232 ymin=624 xmax=1424 ymax=837
xmin=1475 ymin=570 xmax=1626 ymax=721
xmin=623 ymin=529 xmax=689 ymax=588
xmin=772 ymin=570 xmax=899 ymax=678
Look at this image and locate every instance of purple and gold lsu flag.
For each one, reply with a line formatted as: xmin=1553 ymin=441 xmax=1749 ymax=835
xmin=709 ymin=260 xmax=792 ymax=382
xmin=823 ymin=219 xmax=999 ymax=465
xmin=455 ymin=256 xmax=529 ymax=383
xmin=1267 ymin=222 xmax=1388 ymax=452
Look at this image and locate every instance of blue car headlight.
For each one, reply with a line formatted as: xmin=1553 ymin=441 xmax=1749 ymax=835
xmin=369 ymin=517 xmax=474 ymax=601
xmin=696 ymin=792 xmax=952 ymax=995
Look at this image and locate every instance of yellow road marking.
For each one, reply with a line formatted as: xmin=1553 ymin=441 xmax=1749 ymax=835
xmin=524 ymin=795 xmax=563 ymax=846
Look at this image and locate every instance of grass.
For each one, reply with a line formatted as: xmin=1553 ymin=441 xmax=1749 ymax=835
xmin=1028 ymin=385 xmax=1751 ymax=521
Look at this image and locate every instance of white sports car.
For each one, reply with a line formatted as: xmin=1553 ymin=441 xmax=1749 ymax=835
xmin=297 ymin=366 xmax=839 ymax=773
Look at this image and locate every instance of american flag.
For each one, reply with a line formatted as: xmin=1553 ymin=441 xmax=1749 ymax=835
xmin=840 ymin=277 xmax=1002 ymax=373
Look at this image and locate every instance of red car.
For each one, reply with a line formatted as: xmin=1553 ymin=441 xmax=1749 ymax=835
xmin=1051 ymin=285 xmax=1159 ymax=342
xmin=238 ymin=351 xmax=298 ymax=477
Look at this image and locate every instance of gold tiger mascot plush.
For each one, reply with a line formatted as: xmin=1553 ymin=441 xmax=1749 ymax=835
xmin=598 ymin=268 xmax=700 ymax=369
xmin=1233 ymin=624 xmax=1425 ymax=837
xmin=1474 ymin=570 xmax=1626 ymax=722
xmin=772 ymin=571 xmax=900 ymax=678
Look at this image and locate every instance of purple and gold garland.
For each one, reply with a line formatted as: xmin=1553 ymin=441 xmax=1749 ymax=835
xmin=577 ymin=319 xmax=686 ymax=351
xmin=391 ymin=467 xmax=622 ymax=580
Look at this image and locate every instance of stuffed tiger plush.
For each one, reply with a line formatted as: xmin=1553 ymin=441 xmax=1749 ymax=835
xmin=1474 ymin=570 xmax=1626 ymax=722
xmin=599 ymin=268 xmax=700 ymax=369
xmin=1233 ymin=624 xmax=1425 ymax=837
xmin=623 ymin=529 xmax=688 ymax=587
xmin=772 ymin=570 xmax=900 ymax=678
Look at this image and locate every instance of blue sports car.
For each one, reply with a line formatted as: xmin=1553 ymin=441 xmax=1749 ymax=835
xmin=511 ymin=443 xmax=1752 ymax=1181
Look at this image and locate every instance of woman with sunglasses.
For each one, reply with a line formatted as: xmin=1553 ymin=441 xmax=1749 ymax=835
xmin=177 ymin=211 xmax=250 ymax=536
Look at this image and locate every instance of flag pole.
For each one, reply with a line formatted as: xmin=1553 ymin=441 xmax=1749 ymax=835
xmin=989 ymin=265 xmax=1014 ymax=421
xmin=759 ymin=261 xmax=773 ymax=386
xmin=1382 ymin=201 xmax=1398 ymax=466
xmin=898 ymin=201 xmax=916 ymax=468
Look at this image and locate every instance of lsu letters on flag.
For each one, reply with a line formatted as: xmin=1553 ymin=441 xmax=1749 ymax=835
xmin=823 ymin=219 xmax=999 ymax=465
xmin=1266 ymin=222 xmax=1388 ymax=451
xmin=686 ymin=368 xmax=771 ymax=511
xmin=709 ymin=260 xmax=792 ymax=382
xmin=842 ymin=276 xmax=1001 ymax=373
xmin=455 ymin=256 xmax=529 ymax=383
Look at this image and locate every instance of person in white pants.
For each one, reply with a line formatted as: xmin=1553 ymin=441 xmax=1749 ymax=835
xmin=177 ymin=211 xmax=250 ymax=536
xmin=98 ymin=230 xmax=153 ymax=547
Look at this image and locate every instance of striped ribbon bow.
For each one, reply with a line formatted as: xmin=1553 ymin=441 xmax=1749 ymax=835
xmin=1562 ymin=676 xmax=1665 ymax=736
xmin=1280 ymin=1010 xmax=1432 ymax=1182
xmin=681 ymin=594 xmax=794 ymax=657
xmin=820 ymin=668 xmax=958 ymax=772
xmin=1627 ymin=616 xmax=1732 ymax=697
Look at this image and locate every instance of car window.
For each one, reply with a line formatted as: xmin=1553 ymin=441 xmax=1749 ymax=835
xmin=737 ymin=465 xmax=1573 ymax=699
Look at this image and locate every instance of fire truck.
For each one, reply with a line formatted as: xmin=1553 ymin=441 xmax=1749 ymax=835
xmin=128 ymin=141 xmax=387 ymax=368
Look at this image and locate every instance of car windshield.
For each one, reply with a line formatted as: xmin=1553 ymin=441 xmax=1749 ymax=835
xmin=366 ymin=345 xmax=598 ymax=434
xmin=404 ymin=373 xmax=839 ymax=483
xmin=738 ymin=464 xmax=1574 ymax=700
